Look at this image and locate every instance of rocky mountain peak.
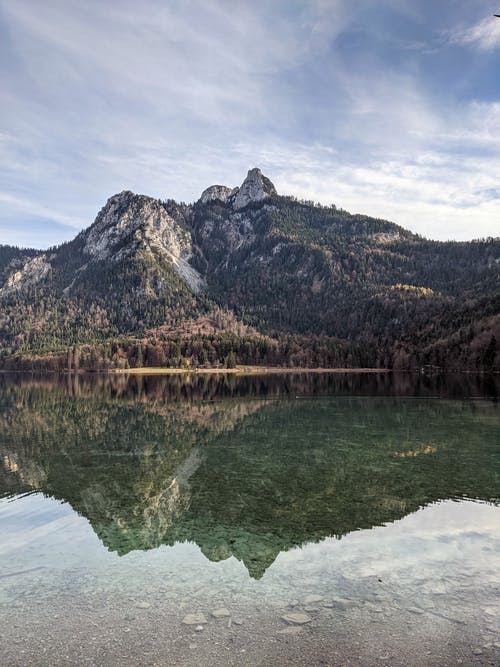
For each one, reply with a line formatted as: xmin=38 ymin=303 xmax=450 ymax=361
xmin=197 ymin=169 xmax=277 ymax=209
xmin=233 ymin=168 xmax=277 ymax=210
xmin=81 ymin=191 xmax=204 ymax=293
xmin=199 ymin=184 xmax=236 ymax=204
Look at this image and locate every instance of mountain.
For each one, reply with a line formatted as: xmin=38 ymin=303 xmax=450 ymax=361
xmin=0 ymin=168 xmax=499 ymax=371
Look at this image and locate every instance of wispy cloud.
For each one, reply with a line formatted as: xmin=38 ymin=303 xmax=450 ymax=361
xmin=0 ymin=0 xmax=499 ymax=245
xmin=448 ymin=16 xmax=500 ymax=51
xmin=0 ymin=192 xmax=86 ymax=229
xmin=231 ymin=138 xmax=500 ymax=241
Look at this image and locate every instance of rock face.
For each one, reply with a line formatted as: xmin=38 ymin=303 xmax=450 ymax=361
xmin=82 ymin=191 xmax=204 ymax=293
xmin=0 ymin=168 xmax=277 ymax=299
xmin=0 ymin=255 xmax=51 ymax=296
xmin=233 ymin=168 xmax=277 ymax=210
xmin=199 ymin=185 xmax=236 ymax=205
xmin=199 ymin=169 xmax=277 ymax=210
xmin=0 ymin=166 xmax=282 ymax=341
xmin=191 ymin=168 xmax=278 ymax=271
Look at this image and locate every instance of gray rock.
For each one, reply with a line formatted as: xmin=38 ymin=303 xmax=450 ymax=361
xmin=232 ymin=168 xmax=277 ymax=210
xmin=211 ymin=608 xmax=230 ymax=618
xmin=332 ymin=597 xmax=357 ymax=609
xmin=135 ymin=601 xmax=150 ymax=609
xmin=281 ymin=613 xmax=312 ymax=625
xmin=182 ymin=613 xmax=208 ymax=626
xmin=303 ymin=595 xmax=324 ymax=605
xmin=1 ymin=255 xmax=51 ymax=297
xmin=82 ymin=191 xmax=205 ymax=293
xmin=199 ymin=185 xmax=236 ymax=205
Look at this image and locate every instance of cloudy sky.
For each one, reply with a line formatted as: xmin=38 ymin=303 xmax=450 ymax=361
xmin=1 ymin=0 xmax=499 ymax=247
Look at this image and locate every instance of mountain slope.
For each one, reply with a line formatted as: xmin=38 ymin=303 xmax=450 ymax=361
xmin=191 ymin=192 xmax=499 ymax=337
xmin=0 ymin=168 xmax=499 ymax=370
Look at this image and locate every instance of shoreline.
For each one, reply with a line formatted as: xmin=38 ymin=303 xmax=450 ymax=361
xmin=0 ymin=367 xmax=496 ymax=376
xmin=109 ymin=366 xmax=391 ymax=376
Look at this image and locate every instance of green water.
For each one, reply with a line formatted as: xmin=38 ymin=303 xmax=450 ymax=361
xmin=0 ymin=372 xmax=499 ymax=666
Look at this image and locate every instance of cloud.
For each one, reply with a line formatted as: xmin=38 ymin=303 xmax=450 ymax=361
xmin=0 ymin=192 xmax=86 ymax=229
xmin=448 ymin=17 xmax=500 ymax=51
xmin=0 ymin=0 xmax=499 ymax=246
xmin=234 ymin=139 xmax=500 ymax=241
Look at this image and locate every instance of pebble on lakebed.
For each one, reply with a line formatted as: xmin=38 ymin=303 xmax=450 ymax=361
xmin=182 ymin=613 xmax=208 ymax=626
xmin=281 ymin=613 xmax=312 ymax=625
xmin=135 ymin=601 xmax=150 ymax=609
xmin=211 ymin=608 xmax=231 ymax=619
xmin=303 ymin=595 xmax=324 ymax=605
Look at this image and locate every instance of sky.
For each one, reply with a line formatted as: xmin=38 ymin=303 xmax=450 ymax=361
xmin=1 ymin=0 xmax=499 ymax=248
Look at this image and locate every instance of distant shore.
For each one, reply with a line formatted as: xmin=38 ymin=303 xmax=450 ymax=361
xmin=109 ymin=366 xmax=390 ymax=376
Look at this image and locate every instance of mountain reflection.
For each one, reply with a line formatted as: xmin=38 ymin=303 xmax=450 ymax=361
xmin=0 ymin=373 xmax=498 ymax=579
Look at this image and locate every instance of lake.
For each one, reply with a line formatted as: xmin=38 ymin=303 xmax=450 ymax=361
xmin=0 ymin=372 xmax=499 ymax=666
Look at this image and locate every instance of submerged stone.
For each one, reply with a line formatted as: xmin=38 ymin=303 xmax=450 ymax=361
xmin=281 ymin=613 xmax=312 ymax=625
xmin=135 ymin=601 xmax=150 ymax=609
xmin=303 ymin=595 xmax=324 ymax=605
xmin=211 ymin=608 xmax=231 ymax=618
xmin=182 ymin=613 xmax=207 ymax=625
xmin=332 ymin=597 xmax=357 ymax=609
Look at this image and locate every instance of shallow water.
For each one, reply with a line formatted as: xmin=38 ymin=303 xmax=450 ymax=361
xmin=0 ymin=372 xmax=499 ymax=666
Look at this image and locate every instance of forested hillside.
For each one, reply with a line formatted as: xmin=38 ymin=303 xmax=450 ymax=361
xmin=0 ymin=169 xmax=498 ymax=371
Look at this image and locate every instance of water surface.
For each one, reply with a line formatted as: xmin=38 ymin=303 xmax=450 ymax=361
xmin=0 ymin=372 xmax=499 ymax=666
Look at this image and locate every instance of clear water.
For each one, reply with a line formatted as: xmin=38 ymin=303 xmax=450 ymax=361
xmin=0 ymin=372 xmax=499 ymax=666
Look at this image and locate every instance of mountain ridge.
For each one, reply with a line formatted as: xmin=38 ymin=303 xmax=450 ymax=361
xmin=0 ymin=168 xmax=499 ymax=371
